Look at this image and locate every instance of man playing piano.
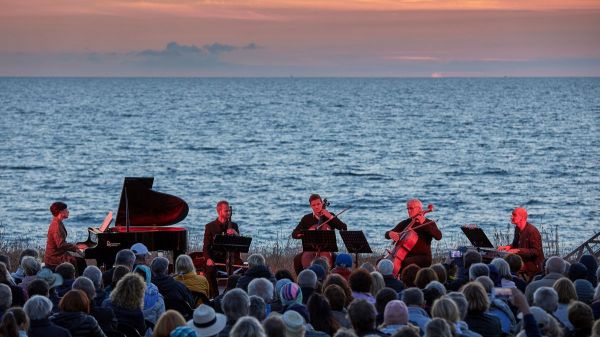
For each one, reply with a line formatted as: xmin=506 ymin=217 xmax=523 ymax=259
xmin=44 ymin=202 xmax=86 ymax=275
xmin=498 ymin=207 xmax=544 ymax=281
xmin=203 ymin=200 xmax=239 ymax=297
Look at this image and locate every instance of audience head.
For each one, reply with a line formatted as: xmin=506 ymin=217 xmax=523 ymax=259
xmin=474 ymin=276 xmax=494 ymax=294
xmin=359 ymin=262 xmax=375 ymax=272
xmin=110 ymin=273 xmax=146 ymax=310
xmin=247 ymin=254 xmax=266 ymax=269
xmin=415 ymin=267 xmax=438 ymax=289
xmin=248 ymin=278 xmax=274 ymax=303
xmin=22 ymin=256 xmax=41 ymax=276
xmin=377 ymin=259 xmax=394 ymax=277
xmin=308 ymin=264 xmax=326 ymax=283
xmin=573 ymin=279 xmax=595 ymax=304
xmin=533 ymin=287 xmax=559 ymax=313
xmin=281 ymin=310 xmax=305 ymax=337
xmin=262 ymin=314 xmax=285 ymax=337
xmin=130 ymin=242 xmax=150 ymax=265
xmin=59 ymin=289 xmax=90 ymax=314
xmin=446 ymin=292 xmax=469 ymax=320
xmin=400 ymin=264 xmax=420 ymax=288
xmin=431 ymin=297 xmax=460 ymax=325
xmin=274 ymin=269 xmax=295 ymax=282
xmin=468 ymin=263 xmax=489 ymax=281
xmin=335 ymin=253 xmax=353 ymax=269
xmin=222 ymin=288 xmax=250 ymax=323
xmin=279 ymin=282 xmax=302 ymax=307
xmin=425 ymin=318 xmax=452 ymax=337
xmin=249 ymin=296 xmax=267 ymax=321
xmin=230 ymin=316 xmax=267 ymax=337
xmin=56 ymin=262 xmax=76 ymax=281
xmin=391 ymin=326 xmax=420 ymax=337
xmin=307 ymin=293 xmax=339 ymax=333
xmin=323 ymin=274 xmax=353 ymax=305
xmin=567 ymin=300 xmax=594 ymax=332
xmin=72 ymin=276 xmax=96 ymax=302
xmin=461 ymin=282 xmax=489 ymax=313
xmin=0 ymin=262 xmax=12 ymax=284
xmin=83 ymin=265 xmax=103 ymax=290
xmin=111 ymin=265 xmax=130 ymax=288
xmin=592 ymin=319 xmax=600 ymax=337
xmin=27 ymin=279 xmax=49 ymax=298
xmin=375 ymin=287 xmax=398 ymax=315
xmin=349 ymin=268 xmax=372 ymax=293
xmin=370 ymin=272 xmax=385 ymax=295
xmin=19 ymin=248 xmax=39 ymax=264
xmin=311 ymin=257 xmax=330 ymax=276
xmin=187 ymin=304 xmax=227 ymax=337
xmin=545 ymin=256 xmax=566 ymax=274
xmin=275 ymin=279 xmax=292 ymax=300
xmin=569 ymin=262 xmax=588 ymax=282
xmin=175 ymin=254 xmax=196 ymax=275
xmin=115 ymin=249 xmax=136 ymax=269
xmin=383 ymin=300 xmax=408 ymax=326
xmin=0 ymin=284 xmax=11 ymax=310
xmin=151 ymin=256 xmax=170 ymax=276
xmin=463 ymin=250 xmax=482 ymax=270
xmin=324 ymin=284 xmax=347 ymax=311
xmin=5 ymin=307 xmax=28 ymax=332
xmin=133 ymin=264 xmax=152 ymax=284
xmin=553 ymin=277 xmax=577 ymax=304
xmin=347 ymin=299 xmax=376 ymax=333
xmin=153 ymin=310 xmax=186 ymax=337
xmin=24 ymin=295 xmax=53 ymax=320
xmin=490 ymin=258 xmax=512 ymax=280
xmin=424 ymin=281 xmax=446 ymax=306
xmin=430 ymin=264 xmax=447 ymax=284
xmin=402 ymin=287 xmax=424 ymax=307
xmin=297 ymin=269 xmax=317 ymax=289
xmin=504 ymin=253 xmax=523 ymax=274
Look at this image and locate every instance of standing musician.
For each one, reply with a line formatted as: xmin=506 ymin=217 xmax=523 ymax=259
xmin=385 ymin=198 xmax=442 ymax=273
xmin=203 ymin=200 xmax=240 ymax=297
xmin=44 ymin=202 xmax=87 ymax=275
xmin=292 ymin=194 xmax=347 ymax=275
xmin=497 ymin=207 xmax=544 ymax=281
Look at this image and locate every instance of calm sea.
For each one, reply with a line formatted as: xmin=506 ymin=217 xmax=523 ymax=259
xmin=1 ymin=77 xmax=599 ymax=255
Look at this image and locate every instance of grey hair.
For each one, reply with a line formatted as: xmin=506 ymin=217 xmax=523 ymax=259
xmin=0 ymin=284 xmax=12 ymax=309
xmin=475 ymin=276 xmax=494 ymax=293
xmin=370 ymin=272 xmax=385 ymax=296
xmin=425 ymin=281 xmax=447 ymax=296
xmin=247 ymin=254 xmax=266 ymax=269
xmin=545 ymin=256 xmax=566 ymax=274
xmin=469 ymin=263 xmax=490 ymax=281
xmin=596 ymin=266 xmax=600 ymax=281
xmin=594 ymin=284 xmax=600 ymax=301
xmin=533 ymin=287 xmax=559 ymax=313
xmin=248 ymin=278 xmax=274 ymax=302
xmin=249 ymin=295 xmax=267 ymax=322
xmin=490 ymin=258 xmax=512 ymax=280
xmin=230 ymin=316 xmax=267 ymax=337
xmin=222 ymin=288 xmax=250 ymax=322
xmin=21 ymin=256 xmax=41 ymax=276
xmin=83 ymin=265 xmax=103 ymax=290
xmin=24 ymin=295 xmax=53 ymax=320
xmin=297 ymin=269 xmax=317 ymax=289
xmin=406 ymin=199 xmax=422 ymax=208
xmin=115 ymin=249 xmax=136 ymax=268
xmin=402 ymin=287 xmax=425 ymax=306
xmin=151 ymin=256 xmax=170 ymax=275
xmin=72 ymin=276 xmax=96 ymax=300
xmin=447 ymin=292 xmax=469 ymax=320
xmin=175 ymin=254 xmax=196 ymax=275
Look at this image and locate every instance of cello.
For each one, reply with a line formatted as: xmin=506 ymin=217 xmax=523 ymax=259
xmin=384 ymin=204 xmax=434 ymax=275
xmin=300 ymin=199 xmax=349 ymax=269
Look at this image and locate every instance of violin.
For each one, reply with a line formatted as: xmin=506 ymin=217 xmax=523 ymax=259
xmin=384 ymin=204 xmax=434 ymax=275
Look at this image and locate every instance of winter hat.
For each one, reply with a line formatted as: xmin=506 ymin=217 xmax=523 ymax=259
xmin=276 ymin=279 xmax=292 ymax=299
xmin=282 ymin=310 xmax=305 ymax=337
xmin=384 ymin=300 xmax=408 ymax=325
xmin=377 ymin=259 xmax=394 ymax=276
xmin=308 ymin=264 xmax=325 ymax=282
xmin=573 ymin=279 xmax=594 ymax=304
xmin=568 ymin=263 xmax=588 ymax=281
xmin=335 ymin=253 xmax=353 ymax=268
xmin=280 ymin=282 xmax=303 ymax=306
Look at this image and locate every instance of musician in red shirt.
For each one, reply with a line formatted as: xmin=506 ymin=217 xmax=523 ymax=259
xmin=498 ymin=207 xmax=544 ymax=280
xmin=44 ymin=202 xmax=86 ymax=274
xmin=385 ymin=199 xmax=442 ymax=273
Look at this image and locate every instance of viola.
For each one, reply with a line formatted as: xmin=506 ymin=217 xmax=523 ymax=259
xmin=384 ymin=204 xmax=434 ymax=275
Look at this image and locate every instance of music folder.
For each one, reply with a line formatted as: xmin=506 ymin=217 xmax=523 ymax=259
xmin=301 ymin=230 xmax=338 ymax=253
xmin=460 ymin=224 xmax=495 ymax=249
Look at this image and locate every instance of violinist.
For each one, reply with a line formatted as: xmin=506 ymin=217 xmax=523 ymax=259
xmin=385 ymin=199 xmax=442 ymax=272
xmin=203 ymin=200 xmax=240 ymax=297
xmin=292 ymin=194 xmax=347 ymax=275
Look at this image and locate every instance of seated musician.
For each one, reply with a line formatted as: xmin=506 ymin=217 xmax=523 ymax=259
xmin=203 ymin=200 xmax=240 ymax=298
xmin=44 ymin=202 xmax=86 ymax=275
xmin=385 ymin=198 xmax=442 ymax=273
xmin=292 ymin=194 xmax=347 ymax=275
xmin=497 ymin=207 xmax=544 ymax=281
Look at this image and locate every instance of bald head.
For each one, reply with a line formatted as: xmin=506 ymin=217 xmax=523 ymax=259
xmin=511 ymin=207 xmax=528 ymax=228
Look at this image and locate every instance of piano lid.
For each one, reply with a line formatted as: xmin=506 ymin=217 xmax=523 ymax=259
xmin=115 ymin=177 xmax=189 ymax=227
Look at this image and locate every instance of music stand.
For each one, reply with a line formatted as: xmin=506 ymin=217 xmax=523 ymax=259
xmin=214 ymin=235 xmax=252 ymax=276
xmin=339 ymin=230 xmax=372 ymax=268
xmin=460 ymin=225 xmax=495 ymax=249
xmin=301 ymin=230 xmax=338 ymax=257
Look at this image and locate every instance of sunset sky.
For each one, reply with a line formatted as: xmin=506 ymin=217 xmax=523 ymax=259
xmin=1 ymin=0 xmax=599 ymax=76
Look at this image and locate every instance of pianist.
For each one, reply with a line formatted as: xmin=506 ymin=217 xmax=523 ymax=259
xmin=497 ymin=207 xmax=544 ymax=281
xmin=203 ymin=200 xmax=240 ymax=297
xmin=44 ymin=202 xmax=86 ymax=275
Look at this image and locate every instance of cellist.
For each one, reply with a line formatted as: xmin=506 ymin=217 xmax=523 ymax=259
xmin=292 ymin=194 xmax=347 ymax=275
xmin=385 ymin=199 xmax=442 ymax=273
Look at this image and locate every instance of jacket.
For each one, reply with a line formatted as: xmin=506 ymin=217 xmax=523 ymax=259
xmin=174 ymin=272 xmax=210 ymax=305
xmin=44 ymin=218 xmax=78 ymax=267
xmin=142 ymin=282 xmax=165 ymax=324
xmin=28 ymin=318 xmax=72 ymax=337
xmin=50 ymin=311 xmax=106 ymax=337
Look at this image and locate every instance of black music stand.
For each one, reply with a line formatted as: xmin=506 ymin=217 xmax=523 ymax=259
xmin=460 ymin=225 xmax=495 ymax=249
xmin=301 ymin=230 xmax=338 ymax=255
xmin=340 ymin=230 xmax=372 ymax=268
xmin=214 ymin=235 xmax=252 ymax=276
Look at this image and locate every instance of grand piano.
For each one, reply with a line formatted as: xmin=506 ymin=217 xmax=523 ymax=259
xmin=80 ymin=177 xmax=189 ymax=269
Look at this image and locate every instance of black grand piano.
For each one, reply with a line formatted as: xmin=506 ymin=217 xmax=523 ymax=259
xmin=80 ymin=177 xmax=189 ymax=269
